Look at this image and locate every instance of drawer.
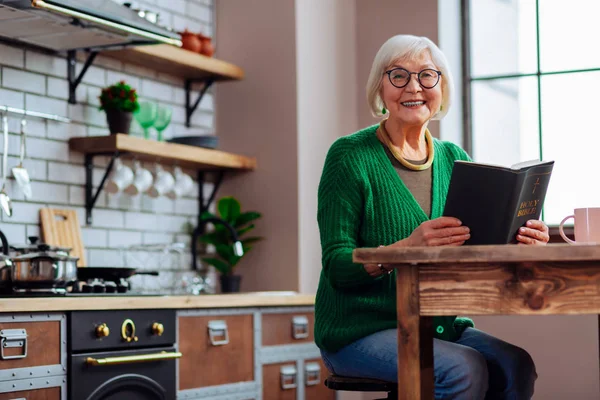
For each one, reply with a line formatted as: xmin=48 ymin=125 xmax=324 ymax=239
xmin=304 ymin=358 xmax=335 ymax=400
xmin=178 ymin=313 xmax=254 ymax=389
xmin=0 ymin=387 xmax=61 ymax=400
xmin=262 ymin=362 xmax=297 ymax=400
xmin=0 ymin=321 xmax=60 ymax=370
xmin=262 ymin=312 xmax=314 ymax=346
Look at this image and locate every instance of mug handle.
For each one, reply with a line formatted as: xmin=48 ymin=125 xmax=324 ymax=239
xmin=559 ymin=215 xmax=576 ymax=244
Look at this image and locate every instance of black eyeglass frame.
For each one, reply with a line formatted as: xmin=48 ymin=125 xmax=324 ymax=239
xmin=384 ymin=67 xmax=443 ymax=89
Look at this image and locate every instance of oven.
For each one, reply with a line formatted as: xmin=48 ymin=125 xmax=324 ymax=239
xmin=68 ymin=310 xmax=179 ymax=400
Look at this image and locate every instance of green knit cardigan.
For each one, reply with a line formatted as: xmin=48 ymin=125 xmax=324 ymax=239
xmin=315 ymin=124 xmax=474 ymax=353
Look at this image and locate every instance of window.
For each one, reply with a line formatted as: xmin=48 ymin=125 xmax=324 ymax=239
xmin=463 ymin=0 xmax=600 ymax=225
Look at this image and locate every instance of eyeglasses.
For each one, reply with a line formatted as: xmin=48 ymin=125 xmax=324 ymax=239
xmin=385 ymin=68 xmax=442 ymax=89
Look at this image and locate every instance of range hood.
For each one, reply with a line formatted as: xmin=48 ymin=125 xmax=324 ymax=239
xmin=0 ymin=0 xmax=182 ymax=51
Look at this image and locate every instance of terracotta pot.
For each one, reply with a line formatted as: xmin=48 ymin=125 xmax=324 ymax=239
xmin=181 ymin=30 xmax=202 ymax=53
xmin=105 ymin=109 xmax=132 ymax=135
xmin=197 ymin=34 xmax=214 ymax=57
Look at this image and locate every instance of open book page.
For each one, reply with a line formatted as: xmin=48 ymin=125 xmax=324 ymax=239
xmin=455 ymin=159 xmax=551 ymax=172
xmin=509 ymin=159 xmax=550 ymax=170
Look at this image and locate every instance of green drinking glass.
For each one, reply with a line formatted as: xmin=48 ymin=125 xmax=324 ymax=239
xmin=134 ymin=101 xmax=158 ymax=139
xmin=154 ymin=105 xmax=172 ymax=142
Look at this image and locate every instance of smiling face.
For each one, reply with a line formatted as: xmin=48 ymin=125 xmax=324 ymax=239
xmin=380 ymin=51 xmax=443 ymax=127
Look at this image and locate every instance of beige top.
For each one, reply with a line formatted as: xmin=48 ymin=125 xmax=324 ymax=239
xmin=382 ymin=146 xmax=432 ymax=217
xmin=0 ymin=293 xmax=315 ymax=313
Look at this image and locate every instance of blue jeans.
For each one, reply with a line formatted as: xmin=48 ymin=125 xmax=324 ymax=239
xmin=320 ymin=327 xmax=536 ymax=400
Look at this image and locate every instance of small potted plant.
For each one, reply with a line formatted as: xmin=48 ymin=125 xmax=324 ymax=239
xmin=195 ymin=196 xmax=262 ymax=293
xmin=98 ymin=81 xmax=139 ymax=135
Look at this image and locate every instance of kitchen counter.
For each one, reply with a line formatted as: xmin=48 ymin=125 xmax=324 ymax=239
xmin=0 ymin=291 xmax=315 ymax=313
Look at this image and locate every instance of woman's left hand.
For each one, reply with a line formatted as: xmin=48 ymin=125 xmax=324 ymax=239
xmin=516 ymin=219 xmax=549 ymax=245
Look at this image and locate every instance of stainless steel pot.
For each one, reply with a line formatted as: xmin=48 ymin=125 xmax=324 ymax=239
xmin=0 ymin=229 xmax=12 ymax=288
xmin=0 ymin=259 xmax=11 ymax=288
xmin=10 ymin=236 xmax=71 ymax=257
xmin=11 ymin=246 xmax=78 ymax=287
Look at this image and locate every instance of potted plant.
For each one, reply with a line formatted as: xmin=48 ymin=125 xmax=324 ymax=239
xmin=98 ymin=81 xmax=139 ymax=135
xmin=195 ymin=196 xmax=262 ymax=293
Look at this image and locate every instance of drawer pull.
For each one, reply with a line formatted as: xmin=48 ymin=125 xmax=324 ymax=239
xmin=86 ymin=351 xmax=182 ymax=366
xmin=305 ymin=362 xmax=321 ymax=386
xmin=207 ymin=320 xmax=229 ymax=346
xmin=0 ymin=329 xmax=27 ymax=360
xmin=280 ymin=365 xmax=297 ymax=390
xmin=292 ymin=316 xmax=309 ymax=339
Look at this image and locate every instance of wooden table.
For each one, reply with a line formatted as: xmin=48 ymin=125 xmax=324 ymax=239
xmin=353 ymin=244 xmax=600 ymax=400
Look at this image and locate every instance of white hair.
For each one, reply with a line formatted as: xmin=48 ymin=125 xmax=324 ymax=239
xmin=366 ymin=35 xmax=454 ymax=120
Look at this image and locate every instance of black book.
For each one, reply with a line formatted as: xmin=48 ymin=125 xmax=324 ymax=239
xmin=443 ymin=159 xmax=554 ymax=245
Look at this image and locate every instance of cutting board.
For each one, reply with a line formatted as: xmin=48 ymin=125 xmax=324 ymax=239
xmin=40 ymin=208 xmax=86 ymax=267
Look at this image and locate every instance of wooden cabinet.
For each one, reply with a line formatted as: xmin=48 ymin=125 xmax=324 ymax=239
xmin=0 ymin=314 xmax=66 ymax=400
xmin=178 ymin=313 xmax=254 ymax=390
xmin=262 ymin=362 xmax=298 ymax=400
xmin=262 ymin=359 xmax=335 ymax=400
xmin=0 ymin=301 xmax=321 ymax=400
xmin=260 ymin=310 xmax=335 ymax=400
xmin=0 ymin=321 xmax=60 ymax=370
xmin=0 ymin=387 xmax=61 ymax=400
xmin=175 ymin=307 xmax=322 ymax=400
xmin=262 ymin=312 xmax=314 ymax=346
xmin=304 ymin=358 xmax=335 ymax=400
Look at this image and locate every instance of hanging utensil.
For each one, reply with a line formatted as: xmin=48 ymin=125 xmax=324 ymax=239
xmin=0 ymin=112 xmax=12 ymax=217
xmin=11 ymin=117 xmax=31 ymax=199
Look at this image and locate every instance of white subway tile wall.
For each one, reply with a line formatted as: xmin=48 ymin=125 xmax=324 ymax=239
xmin=0 ymin=0 xmax=215 ymax=293
xmin=2 ymin=68 xmax=46 ymax=95
xmin=81 ymin=228 xmax=108 ymax=248
xmin=8 ymin=157 xmax=47 ymax=181
xmin=0 ymin=44 xmax=24 ymax=69
xmin=0 ymin=88 xmax=24 ymax=108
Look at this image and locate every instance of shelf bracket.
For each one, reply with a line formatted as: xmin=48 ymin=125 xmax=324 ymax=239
xmin=67 ymin=50 xmax=99 ymax=105
xmin=85 ymin=152 xmax=120 ymax=225
xmin=197 ymin=170 xmax=224 ymax=228
xmin=185 ymin=79 xmax=214 ymax=128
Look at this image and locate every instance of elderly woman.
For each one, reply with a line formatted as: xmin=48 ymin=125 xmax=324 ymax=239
xmin=315 ymin=35 xmax=547 ymax=399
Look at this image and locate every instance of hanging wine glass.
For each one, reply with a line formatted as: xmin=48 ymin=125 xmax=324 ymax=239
xmin=134 ymin=101 xmax=158 ymax=139
xmin=154 ymin=105 xmax=172 ymax=142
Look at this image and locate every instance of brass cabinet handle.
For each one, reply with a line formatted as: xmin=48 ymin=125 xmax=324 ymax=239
xmin=86 ymin=351 xmax=182 ymax=366
xmin=121 ymin=319 xmax=138 ymax=343
xmin=152 ymin=322 xmax=164 ymax=336
xmin=95 ymin=323 xmax=110 ymax=338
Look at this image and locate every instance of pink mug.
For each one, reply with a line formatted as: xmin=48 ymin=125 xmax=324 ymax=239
xmin=559 ymin=207 xmax=600 ymax=244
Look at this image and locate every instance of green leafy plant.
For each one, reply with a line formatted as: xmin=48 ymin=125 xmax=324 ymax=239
xmin=197 ymin=196 xmax=263 ymax=276
xmin=98 ymin=81 xmax=140 ymax=112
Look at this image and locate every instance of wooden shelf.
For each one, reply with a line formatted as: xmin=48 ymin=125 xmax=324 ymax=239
xmin=69 ymin=134 xmax=256 ymax=171
xmin=103 ymin=44 xmax=244 ymax=81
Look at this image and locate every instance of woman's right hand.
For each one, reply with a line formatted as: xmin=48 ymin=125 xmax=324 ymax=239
xmin=403 ymin=217 xmax=470 ymax=247
xmin=364 ymin=218 xmax=469 ymax=276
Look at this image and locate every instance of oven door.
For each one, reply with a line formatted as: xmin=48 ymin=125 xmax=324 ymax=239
xmin=69 ymin=346 xmax=178 ymax=400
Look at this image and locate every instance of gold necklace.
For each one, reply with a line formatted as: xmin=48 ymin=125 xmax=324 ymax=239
xmin=376 ymin=119 xmax=435 ymax=171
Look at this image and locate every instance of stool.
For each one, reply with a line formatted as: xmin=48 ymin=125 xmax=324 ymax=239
xmin=324 ymin=374 xmax=398 ymax=399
